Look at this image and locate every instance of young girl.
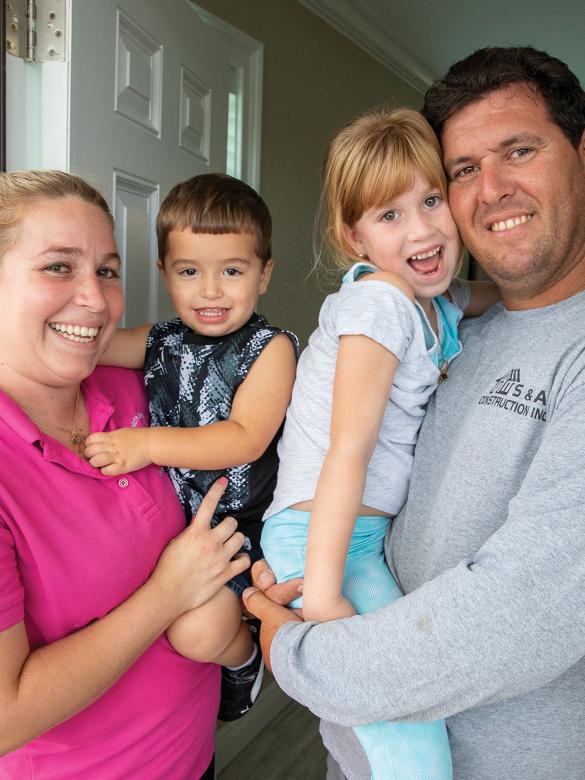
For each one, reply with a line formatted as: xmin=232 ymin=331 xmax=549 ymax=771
xmin=84 ymin=174 xmax=298 ymax=721
xmin=261 ymin=108 xmax=499 ymax=779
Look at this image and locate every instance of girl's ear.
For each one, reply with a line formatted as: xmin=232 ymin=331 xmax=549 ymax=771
xmin=342 ymin=223 xmax=364 ymax=256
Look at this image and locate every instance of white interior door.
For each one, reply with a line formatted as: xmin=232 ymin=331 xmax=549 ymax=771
xmin=67 ymin=0 xmax=232 ymax=325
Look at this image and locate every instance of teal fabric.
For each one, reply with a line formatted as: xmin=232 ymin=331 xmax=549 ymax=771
xmin=262 ymin=509 xmax=452 ymax=780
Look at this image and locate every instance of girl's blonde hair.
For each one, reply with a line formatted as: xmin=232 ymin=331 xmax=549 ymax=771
xmin=319 ymin=107 xmax=447 ymax=273
xmin=0 ymin=170 xmax=112 ymax=258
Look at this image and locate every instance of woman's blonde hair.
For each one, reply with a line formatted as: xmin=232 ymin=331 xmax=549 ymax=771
xmin=318 ymin=107 xmax=447 ymax=273
xmin=0 ymin=170 xmax=112 ymax=257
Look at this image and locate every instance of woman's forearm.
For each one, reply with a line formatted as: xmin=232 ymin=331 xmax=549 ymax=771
xmin=0 ymin=577 xmax=180 ymax=755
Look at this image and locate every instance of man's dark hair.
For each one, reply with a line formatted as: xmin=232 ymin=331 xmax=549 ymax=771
xmin=422 ymin=46 xmax=585 ymax=148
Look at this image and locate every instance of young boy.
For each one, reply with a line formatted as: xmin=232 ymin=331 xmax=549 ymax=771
xmin=85 ymin=173 xmax=298 ymax=720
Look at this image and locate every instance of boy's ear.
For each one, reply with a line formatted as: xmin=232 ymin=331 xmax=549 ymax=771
xmin=258 ymin=258 xmax=274 ymax=295
xmin=342 ymin=223 xmax=363 ymax=256
xmin=157 ymin=259 xmax=170 ymax=291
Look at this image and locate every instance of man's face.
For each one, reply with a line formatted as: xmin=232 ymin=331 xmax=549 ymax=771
xmin=442 ymin=85 xmax=585 ymax=309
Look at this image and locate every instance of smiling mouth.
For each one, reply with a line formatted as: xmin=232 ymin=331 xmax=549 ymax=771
xmin=49 ymin=322 xmax=100 ymax=343
xmin=196 ymin=308 xmax=229 ymax=320
xmin=489 ymin=214 xmax=533 ymax=232
xmin=407 ymin=245 xmax=444 ymax=276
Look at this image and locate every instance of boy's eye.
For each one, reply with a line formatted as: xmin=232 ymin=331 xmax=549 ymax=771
xmin=179 ymin=268 xmax=198 ymax=277
xmin=224 ymin=267 xmax=242 ymax=277
xmin=423 ymin=195 xmax=442 ymax=209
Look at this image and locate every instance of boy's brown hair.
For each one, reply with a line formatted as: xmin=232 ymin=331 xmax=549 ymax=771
xmin=156 ymin=173 xmax=272 ymax=264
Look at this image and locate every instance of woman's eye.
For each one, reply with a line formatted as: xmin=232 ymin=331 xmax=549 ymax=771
xmin=381 ymin=210 xmax=398 ymax=223
xmin=98 ymin=267 xmax=120 ymax=280
xmin=44 ymin=262 xmax=71 ymax=274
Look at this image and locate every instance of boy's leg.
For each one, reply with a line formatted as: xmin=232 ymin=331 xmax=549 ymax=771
xmin=167 ymin=586 xmax=252 ymax=665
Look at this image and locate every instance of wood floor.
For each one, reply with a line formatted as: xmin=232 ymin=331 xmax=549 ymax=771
xmin=217 ymin=698 xmax=328 ymax=780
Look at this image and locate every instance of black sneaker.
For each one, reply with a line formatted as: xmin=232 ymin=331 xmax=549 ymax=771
xmin=217 ymin=618 xmax=264 ymax=722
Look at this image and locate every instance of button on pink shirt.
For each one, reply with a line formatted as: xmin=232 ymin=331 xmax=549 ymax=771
xmin=0 ymin=367 xmax=219 ymax=779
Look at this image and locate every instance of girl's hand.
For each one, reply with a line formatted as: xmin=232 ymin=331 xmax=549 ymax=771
xmin=150 ymin=478 xmax=250 ymax=616
xmin=84 ymin=428 xmax=151 ymax=475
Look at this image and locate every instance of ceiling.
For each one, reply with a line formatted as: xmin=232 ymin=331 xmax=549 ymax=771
xmin=299 ymin=0 xmax=585 ymax=95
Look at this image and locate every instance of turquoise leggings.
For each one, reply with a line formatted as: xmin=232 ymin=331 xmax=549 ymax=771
xmin=261 ymin=508 xmax=452 ymax=780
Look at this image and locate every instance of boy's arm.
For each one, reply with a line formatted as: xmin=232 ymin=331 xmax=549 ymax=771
xmin=464 ymin=281 xmax=501 ymax=317
xmin=303 ymin=334 xmax=399 ymax=622
xmin=85 ymin=333 xmax=297 ymax=475
xmin=98 ymin=325 xmax=152 ymax=369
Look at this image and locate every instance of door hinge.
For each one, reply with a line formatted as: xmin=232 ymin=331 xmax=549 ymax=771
xmin=6 ymin=0 xmax=65 ymax=62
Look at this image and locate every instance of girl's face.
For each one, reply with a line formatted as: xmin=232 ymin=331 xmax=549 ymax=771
xmin=344 ymin=170 xmax=462 ymax=300
xmin=0 ymin=197 xmax=124 ymax=391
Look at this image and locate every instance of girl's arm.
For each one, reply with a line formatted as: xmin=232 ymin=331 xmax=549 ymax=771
xmin=464 ymin=281 xmax=501 ymax=317
xmin=0 ymin=480 xmax=247 ymax=755
xmin=302 ymin=334 xmax=399 ymax=622
xmin=85 ymin=334 xmax=297 ymax=476
xmin=97 ymin=325 xmax=151 ymax=369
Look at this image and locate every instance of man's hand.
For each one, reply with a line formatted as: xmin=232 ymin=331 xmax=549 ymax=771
xmin=84 ymin=428 xmax=152 ymax=475
xmin=242 ymin=560 xmax=303 ymax=673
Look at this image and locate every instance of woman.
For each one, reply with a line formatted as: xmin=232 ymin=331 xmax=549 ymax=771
xmin=0 ymin=170 xmax=248 ymax=779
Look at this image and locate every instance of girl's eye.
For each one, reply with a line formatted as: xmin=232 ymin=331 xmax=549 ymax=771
xmin=98 ymin=267 xmax=120 ymax=280
xmin=224 ymin=267 xmax=242 ymax=277
xmin=381 ymin=210 xmax=398 ymax=223
xmin=423 ymin=195 xmax=442 ymax=209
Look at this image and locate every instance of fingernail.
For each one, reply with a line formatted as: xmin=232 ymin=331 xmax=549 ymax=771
xmin=218 ymin=476 xmax=228 ymax=486
xmin=258 ymin=569 xmax=274 ymax=587
xmin=242 ymin=587 xmax=257 ymax=599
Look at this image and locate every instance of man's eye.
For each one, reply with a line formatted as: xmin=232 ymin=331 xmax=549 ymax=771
xmin=453 ymin=165 xmax=477 ymax=179
xmin=510 ymin=147 xmax=532 ymax=159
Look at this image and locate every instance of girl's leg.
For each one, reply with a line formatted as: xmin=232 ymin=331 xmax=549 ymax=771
xmin=167 ymin=586 xmax=253 ymax=666
xmin=342 ymin=520 xmax=452 ymax=780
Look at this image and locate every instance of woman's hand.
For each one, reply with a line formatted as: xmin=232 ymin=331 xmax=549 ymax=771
xmin=151 ymin=478 xmax=250 ymax=616
xmin=242 ymin=560 xmax=303 ymax=673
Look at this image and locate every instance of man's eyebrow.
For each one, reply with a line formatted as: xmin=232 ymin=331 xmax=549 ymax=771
xmin=444 ymin=132 xmax=546 ymax=172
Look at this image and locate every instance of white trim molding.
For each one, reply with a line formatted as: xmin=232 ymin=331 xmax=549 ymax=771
xmin=298 ymin=0 xmax=435 ymax=95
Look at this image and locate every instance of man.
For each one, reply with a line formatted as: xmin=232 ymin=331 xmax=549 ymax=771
xmin=244 ymin=47 xmax=585 ymax=779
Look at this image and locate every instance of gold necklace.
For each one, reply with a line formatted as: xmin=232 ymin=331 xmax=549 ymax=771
xmin=25 ymin=387 xmax=88 ymax=450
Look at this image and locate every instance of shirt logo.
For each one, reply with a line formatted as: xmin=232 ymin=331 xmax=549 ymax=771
xmin=130 ymin=411 xmax=146 ymax=428
xmin=478 ymin=369 xmax=547 ymax=422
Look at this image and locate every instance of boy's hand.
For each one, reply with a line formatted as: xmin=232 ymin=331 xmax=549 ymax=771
xmin=84 ymin=428 xmax=152 ymax=475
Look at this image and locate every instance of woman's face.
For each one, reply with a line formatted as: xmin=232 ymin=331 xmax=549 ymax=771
xmin=0 ymin=196 xmax=124 ymax=390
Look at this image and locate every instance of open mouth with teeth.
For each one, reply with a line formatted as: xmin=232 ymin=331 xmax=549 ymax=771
xmin=49 ymin=322 xmax=100 ymax=343
xmin=195 ymin=308 xmax=229 ymax=321
xmin=407 ymin=245 xmax=445 ymax=277
xmin=489 ymin=214 xmax=533 ymax=232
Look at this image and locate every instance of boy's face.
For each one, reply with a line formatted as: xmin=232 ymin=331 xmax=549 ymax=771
xmin=159 ymin=230 xmax=273 ymax=337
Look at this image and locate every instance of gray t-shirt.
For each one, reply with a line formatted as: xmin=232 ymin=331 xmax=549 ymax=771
xmin=271 ymin=291 xmax=585 ymax=779
xmin=265 ymin=273 xmax=468 ymax=519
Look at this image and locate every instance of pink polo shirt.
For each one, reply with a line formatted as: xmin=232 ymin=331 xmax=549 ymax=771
xmin=0 ymin=367 xmax=219 ymax=779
